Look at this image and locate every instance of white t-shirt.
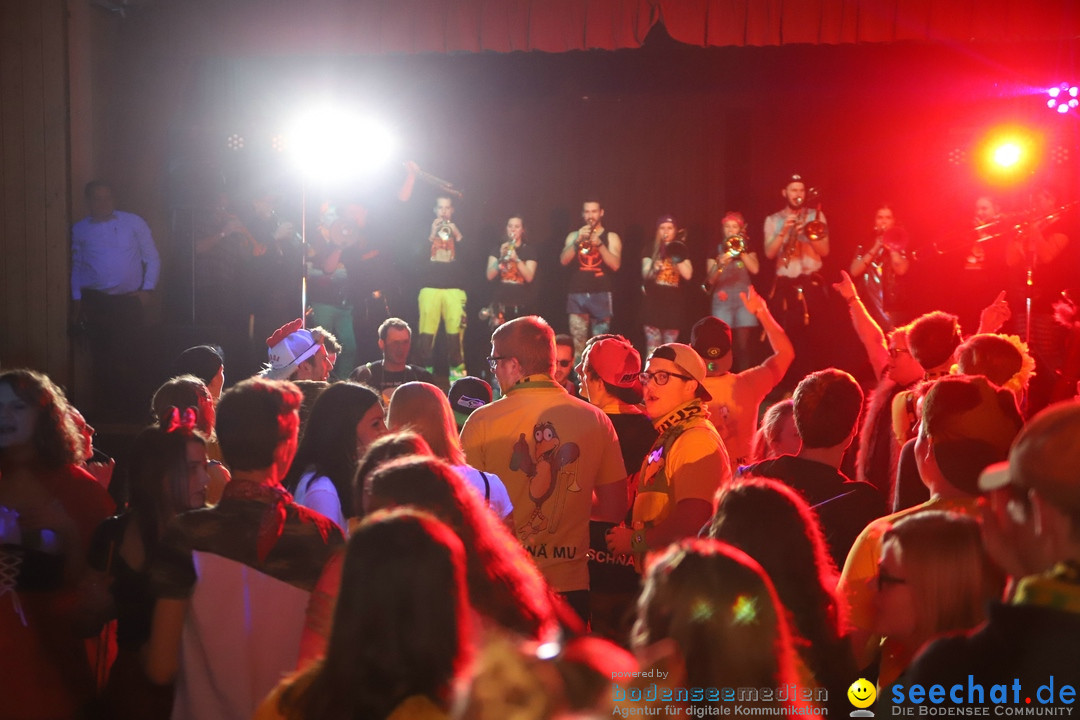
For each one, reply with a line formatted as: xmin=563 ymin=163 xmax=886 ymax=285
xmin=454 ymin=464 xmax=514 ymax=521
xmin=293 ymin=470 xmax=347 ymax=533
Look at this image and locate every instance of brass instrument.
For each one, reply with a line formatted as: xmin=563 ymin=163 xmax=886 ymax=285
xmin=432 ymin=219 xmax=456 ymax=261
xmin=804 ymin=204 xmax=828 ymax=242
xmin=478 ymin=303 xmax=507 ymax=328
xmin=642 ymin=229 xmax=688 ymax=294
xmin=662 ymin=239 xmax=689 ymax=264
xmin=702 ymin=231 xmax=748 ymax=294
xmin=577 ymin=223 xmax=597 ymax=255
xmin=723 ymin=232 xmax=747 ymax=258
xmin=497 ymin=237 xmax=518 ymax=274
xmin=778 ymin=196 xmax=806 ymax=264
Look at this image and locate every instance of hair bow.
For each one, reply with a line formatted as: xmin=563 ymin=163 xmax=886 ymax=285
xmin=164 ymin=406 xmax=198 ymax=434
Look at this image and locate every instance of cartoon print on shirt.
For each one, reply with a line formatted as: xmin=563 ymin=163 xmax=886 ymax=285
xmin=510 ymin=421 xmax=581 ymax=541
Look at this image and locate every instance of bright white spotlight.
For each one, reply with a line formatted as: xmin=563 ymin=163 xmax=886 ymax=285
xmin=287 ymin=107 xmax=395 ymax=181
xmin=993 ymin=143 xmax=1022 ymax=167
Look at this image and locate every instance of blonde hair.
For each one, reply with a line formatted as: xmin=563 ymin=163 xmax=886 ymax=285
xmin=387 ymin=382 xmax=466 ymax=466
xmin=883 ymin=510 xmax=1003 ymax=642
xmin=632 ymin=539 xmax=801 ymax=704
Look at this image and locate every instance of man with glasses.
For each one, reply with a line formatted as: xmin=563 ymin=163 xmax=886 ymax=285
xmin=460 ymin=316 xmax=628 ymax=624
xmin=605 ymin=344 xmax=730 ymax=559
xmin=554 ymin=334 xmax=578 ymax=395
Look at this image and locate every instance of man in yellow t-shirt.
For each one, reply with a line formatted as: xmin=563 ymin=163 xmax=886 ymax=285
xmin=606 ymin=343 xmax=730 ymax=558
xmin=461 ymin=316 xmax=627 ymax=622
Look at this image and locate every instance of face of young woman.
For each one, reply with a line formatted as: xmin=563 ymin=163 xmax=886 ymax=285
xmin=873 ymin=537 xmax=917 ymax=640
xmin=186 ymin=441 xmax=211 ymax=510
xmin=0 ymin=383 xmax=39 ymax=451
xmin=355 ymin=404 xmax=388 ymax=456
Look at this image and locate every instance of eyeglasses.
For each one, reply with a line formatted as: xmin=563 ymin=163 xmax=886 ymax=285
xmin=486 ymin=355 xmax=508 ymax=371
xmin=888 ymin=347 xmax=911 ymax=359
xmin=639 ymin=370 xmax=694 ymax=386
xmin=557 ymin=360 xmax=573 ymax=368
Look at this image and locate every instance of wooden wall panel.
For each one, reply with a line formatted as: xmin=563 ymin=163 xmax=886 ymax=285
xmin=0 ymin=1 xmax=70 ymax=385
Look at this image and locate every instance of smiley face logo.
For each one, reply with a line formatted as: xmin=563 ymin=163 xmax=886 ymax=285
xmin=848 ymin=678 xmax=877 ymax=709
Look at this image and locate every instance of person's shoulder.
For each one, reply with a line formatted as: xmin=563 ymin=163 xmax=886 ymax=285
xmin=287 ymin=501 xmax=346 ymax=546
xmin=407 ymin=364 xmax=435 ymax=381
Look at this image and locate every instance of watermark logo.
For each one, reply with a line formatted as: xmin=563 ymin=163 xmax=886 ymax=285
xmin=849 ymin=679 xmax=877 ymax=717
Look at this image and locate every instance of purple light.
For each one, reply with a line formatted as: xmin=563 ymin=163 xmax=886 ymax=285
xmin=1058 ymin=104 xmax=1069 ymax=114
xmin=1071 ymin=99 xmax=1079 ymax=108
xmin=1050 ymin=86 xmax=1062 ymax=98
xmin=1048 ymin=99 xmax=1057 ymax=108
xmin=1071 ymin=86 xmax=1079 ymax=97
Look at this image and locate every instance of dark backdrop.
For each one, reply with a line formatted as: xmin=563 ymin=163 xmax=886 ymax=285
xmin=156 ymin=25 xmax=1080 ymax=378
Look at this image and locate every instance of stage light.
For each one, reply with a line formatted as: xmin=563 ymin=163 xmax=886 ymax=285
xmin=947 ymin=148 xmax=967 ymax=166
xmin=271 ymin=134 xmax=287 ymax=153
xmin=287 ymin=106 xmax=396 ymax=181
xmin=976 ymin=126 xmax=1042 ymax=184
xmin=993 ymin=143 xmax=1022 ymax=168
xmin=1046 ymin=83 xmax=1079 ymax=114
xmin=226 ymin=133 xmax=245 ymax=151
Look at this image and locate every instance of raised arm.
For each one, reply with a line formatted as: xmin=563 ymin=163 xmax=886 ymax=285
xmin=833 ymin=270 xmax=889 ymax=381
xmin=741 ymin=286 xmax=794 ymax=383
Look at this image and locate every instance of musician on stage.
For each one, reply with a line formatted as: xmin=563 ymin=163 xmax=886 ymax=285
xmin=485 ymin=216 xmax=538 ymax=326
xmin=704 ymin=211 xmax=761 ymax=371
xmin=641 ymin=215 xmax=692 ymax=357
xmin=763 ymin=174 xmax=829 ymax=387
xmin=849 ymin=204 xmax=911 ymax=331
xmin=559 ymin=199 xmax=622 ymax=360
xmin=1005 ymin=186 xmax=1073 ymax=410
xmin=411 ymin=195 xmax=468 ymax=379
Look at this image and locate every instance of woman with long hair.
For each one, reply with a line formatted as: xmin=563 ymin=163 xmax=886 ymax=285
xmin=258 ymin=509 xmax=473 ymax=720
xmin=298 ymin=431 xmax=434 ymax=666
xmin=283 ymin=382 xmax=385 ymax=532
xmin=641 ymin=214 xmax=693 ymax=356
xmin=485 ymin=216 xmax=538 ymax=324
xmin=708 ymin=477 xmax=856 ymax=713
xmin=151 ymin=374 xmax=231 ymax=504
xmin=0 ymin=369 xmax=116 ymax=718
xmin=387 ymin=382 xmax=513 ymax=523
xmin=90 ymin=411 xmax=211 ymax=719
xmin=630 ymin=539 xmax=807 ymax=713
xmin=365 ymin=455 xmax=566 ymax=641
xmin=874 ymin=510 xmax=1003 ymax=686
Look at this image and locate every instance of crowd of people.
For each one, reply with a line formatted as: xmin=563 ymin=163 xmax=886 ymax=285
xmin=3 ymin=170 xmax=1077 ymax=718
xmin=5 ymin=269 xmax=1080 ymax=718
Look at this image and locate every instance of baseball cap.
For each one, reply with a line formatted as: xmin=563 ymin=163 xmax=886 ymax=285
xmin=656 ymin=214 xmax=677 ymax=228
xmin=979 ymin=400 xmax=1080 ymax=518
xmin=448 ymin=376 xmax=493 ymax=427
xmin=584 ymin=337 xmax=642 ymax=392
xmin=260 ymin=319 xmax=320 ymax=380
xmin=691 ymin=316 xmax=733 ymax=363
xmin=649 ymin=343 xmax=712 ymax=402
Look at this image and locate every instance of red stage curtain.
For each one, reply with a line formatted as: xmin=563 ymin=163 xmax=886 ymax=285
xmin=657 ymin=0 xmax=1080 ymax=48
xmin=136 ymin=0 xmax=1076 ymax=57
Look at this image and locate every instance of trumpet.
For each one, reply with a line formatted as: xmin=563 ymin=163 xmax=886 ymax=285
xmin=577 ymin=224 xmax=598 ymax=255
xmin=432 ymin=219 xmax=456 ymax=261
